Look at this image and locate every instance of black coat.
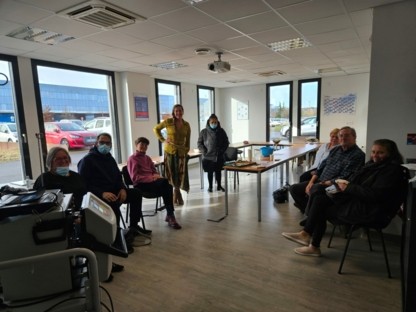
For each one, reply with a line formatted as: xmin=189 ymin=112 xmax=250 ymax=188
xmin=333 ymin=160 xmax=408 ymax=225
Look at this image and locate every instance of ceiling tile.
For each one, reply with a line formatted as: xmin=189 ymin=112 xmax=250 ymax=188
xmin=227 ymin=11 xmax=287 ymax=34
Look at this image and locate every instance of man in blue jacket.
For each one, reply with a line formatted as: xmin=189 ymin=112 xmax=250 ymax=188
xmin=78 ymin=133 xmax=150 ymax=280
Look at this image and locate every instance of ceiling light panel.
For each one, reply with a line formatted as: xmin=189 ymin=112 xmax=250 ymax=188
xmin=267 ymin=38 xmax=312 ymax=52
xmin=150 ymin=61 xmax=188 ymax=69
xmin=7 ymin=26 xmax=75 ymax=45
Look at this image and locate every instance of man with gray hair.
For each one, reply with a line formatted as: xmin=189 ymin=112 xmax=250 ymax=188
xmin=290 ymin=126 xmax=365 ymax=216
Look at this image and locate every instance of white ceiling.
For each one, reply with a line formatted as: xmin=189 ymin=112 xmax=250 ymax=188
xmin=0 ymin=0 xmax=406 ymax=88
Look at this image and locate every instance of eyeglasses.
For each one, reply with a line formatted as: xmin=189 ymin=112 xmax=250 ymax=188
xmin=98 ymin=141 xmax=112 ymax=146
xmin=54 ymin=157 xmax=70 ymax=162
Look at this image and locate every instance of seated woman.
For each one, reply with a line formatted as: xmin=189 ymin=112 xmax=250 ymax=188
xmin=298 ymin=128 xmax=339 ymax=182
xmin=127 ymin=137 xmax=181 ymax=229
xmin=282 ymin=139 xmax=407 ymax=257
xmin=33 ymin=147 xmax=86 ymax=210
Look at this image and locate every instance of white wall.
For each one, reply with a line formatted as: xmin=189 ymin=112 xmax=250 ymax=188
xmin=367 ymin=0 xmax=416 ymax=161
xmin=321 ymin=73 xmax=369 ymax=150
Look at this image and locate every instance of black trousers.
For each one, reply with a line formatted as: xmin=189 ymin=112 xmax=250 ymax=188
xmin=106 ymin=188 xmax=142 ymax=228
xmin=135 ymin=178 xmax=174 ymax=215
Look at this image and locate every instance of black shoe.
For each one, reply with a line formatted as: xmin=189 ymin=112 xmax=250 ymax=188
xmin=208 ymin=187 xmax=213 ymax=193
xmin=127 ymin=244 xmax=134 ymax=254
xmin=217 ymin=186 xmax=225 ymax=192
xmin=104 ymin=274 xmax=114 ymax=283
xmin=112 ymin=263 xmax=124 ymax=273
xmin=130 ymin=225 xmax=152 ymax=236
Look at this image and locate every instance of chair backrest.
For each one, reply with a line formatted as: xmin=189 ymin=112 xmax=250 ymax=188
xmin=224 ymin=147 xmax=238 ymax=161
xmin=121 ymin=166 xmax=133 ymax=187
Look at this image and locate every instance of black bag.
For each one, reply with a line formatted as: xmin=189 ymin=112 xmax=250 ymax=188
xmin=273 ymin=184 xmax=290 ymax=203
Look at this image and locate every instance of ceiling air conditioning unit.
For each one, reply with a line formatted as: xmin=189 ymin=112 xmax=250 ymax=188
xmin=58 ymin=0 xmax=146 ymax=29
xmin=208 ymin=52 xmax=231 ymax=73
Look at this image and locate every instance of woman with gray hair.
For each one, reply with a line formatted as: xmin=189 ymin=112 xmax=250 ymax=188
xmin=33 ymin=147 xmax=86 ymax=209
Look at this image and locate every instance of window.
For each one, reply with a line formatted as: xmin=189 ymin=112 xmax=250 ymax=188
xmin=155 ymin=79 xmax=181 ymax=154
xmin=266 ymin=82 xmax=292 ymax=140
xmin=0 ymin=55 xmax=30 ymax=184
xmin=298 ymin=78 xmax=320 ymax=138
xmin=32 ymin=61 xmax=119 ymax=170
xmin=197 ymin=86 xmax=214 ymax=132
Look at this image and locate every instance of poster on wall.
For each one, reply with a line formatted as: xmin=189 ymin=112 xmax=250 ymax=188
xmin=407 ymin=133 xmax=416 ymax=145
xmin=133 ymin=94 xmax=149 ymax=121
xmin=237 ymin=100 xmax=249 ymax=120
xmin=323 ymin=93 xmax=357 ymax=115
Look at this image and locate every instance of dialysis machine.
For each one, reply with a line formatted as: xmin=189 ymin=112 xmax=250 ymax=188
xmin=0 ymin=189 xmax=127 ymax=311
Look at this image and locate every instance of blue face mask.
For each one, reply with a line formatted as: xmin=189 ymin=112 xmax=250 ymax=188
xmin=97 ymin=144 xmax=112 ymax=154
xmin=209 ymin=123 xmax=218 ymax=130
xmin=55 ymin=166 xmax=70 ymax=176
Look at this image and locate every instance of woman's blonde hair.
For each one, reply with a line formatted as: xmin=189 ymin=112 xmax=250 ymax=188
xmin=330 ymin=128 xmax=340 ymax=136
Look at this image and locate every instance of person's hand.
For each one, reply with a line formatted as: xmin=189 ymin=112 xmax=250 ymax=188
xmin=153 ymin=174 xmax=162 ymax=181
xmin=118 ymin=189 xmax=127 ymax=203
xmin=305 ymin=182 xmax=313 ymax=195
xmin=320 ymin=180 xmax=332 ymax=187
xmin=165 ymin=138 xmax=171 ymax=144
xmin=335 ymin=180 xmax=349 ymax=192
xmin=102 ymin=192 xmax=118 ymax=202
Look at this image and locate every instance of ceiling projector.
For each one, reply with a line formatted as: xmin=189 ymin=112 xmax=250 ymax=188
xmin=208 ymin=52 xmax=231 ymax=73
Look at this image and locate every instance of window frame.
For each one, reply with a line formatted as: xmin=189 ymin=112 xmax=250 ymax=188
xmin=297 ymin=78 xmax=321 ymax=139
xmin=197 ymin=85 xmax=215 ymax=132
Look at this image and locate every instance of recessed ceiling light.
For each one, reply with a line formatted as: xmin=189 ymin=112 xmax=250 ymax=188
xmin=150 ymin=61 xmax=188 ymax=70
xmin=315 ymin=67 xmax=342 ymax=74
xmin=267 ymin=38 xmax=311 ymax=52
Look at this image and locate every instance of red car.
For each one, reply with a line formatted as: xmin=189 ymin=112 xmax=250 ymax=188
xmin=44 ymin=122 xmax=97 ymax=149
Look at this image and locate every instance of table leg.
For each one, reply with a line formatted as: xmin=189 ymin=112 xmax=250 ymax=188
xmin=285 ymin=161 xmax=290 ymax=185
xmin=207 ymin=168 xmax=228 ymax=222
xmin=257 ymin=172 xmax=261 ymax=222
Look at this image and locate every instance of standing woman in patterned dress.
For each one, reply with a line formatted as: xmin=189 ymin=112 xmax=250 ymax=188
xmin=154 ymin=104 xmax=191 ymax=205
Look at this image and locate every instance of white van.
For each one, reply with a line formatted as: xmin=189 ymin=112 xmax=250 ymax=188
xmin=0 ymin=123 xmax=18 ymax=142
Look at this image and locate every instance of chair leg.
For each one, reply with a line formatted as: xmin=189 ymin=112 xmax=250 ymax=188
xmin=365 ymin=227 xmax=373 ymax=251
xmin=327 ymin=222 xmax=337 ymax=248
xmin=378 ymin=230 xmax=392 ymax=278
xmin=338 ymin=224 xmax=356 ymax=274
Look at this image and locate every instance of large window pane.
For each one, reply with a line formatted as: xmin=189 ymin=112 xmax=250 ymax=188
xmin=197 ymin=86 xmax=214 ymax=132
xmin=267 ymin=82 xmax=292 ymax=140
xmin=0 ymin=58 xmax=28 ymax=184
xmin=298 ymin=79 xmax=320 ymax=138
xmin=33 ymin=63 xmax=118 ymax=171
xmin=155 ymin=79 xmax=181 ymax=154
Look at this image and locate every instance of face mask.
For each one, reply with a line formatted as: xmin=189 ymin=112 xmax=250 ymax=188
xmin=55 ymin=166 xmax=70 ymax=176
xmin=209 ymin=123 xmax=218 ymax=130
xmin=97 ymin=144 xmax=112 ymax=154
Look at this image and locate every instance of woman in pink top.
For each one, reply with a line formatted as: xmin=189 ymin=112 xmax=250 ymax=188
xmin=127 ymin=137 xmax=181 ymax=229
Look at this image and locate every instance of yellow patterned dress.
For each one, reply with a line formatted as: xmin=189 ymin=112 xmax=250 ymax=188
xmin=154 ymin=117 xmax=191 ymax=192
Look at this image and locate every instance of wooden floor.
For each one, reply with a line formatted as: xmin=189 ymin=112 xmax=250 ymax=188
xmin=103 ymin=164 xmax=402 ymax=312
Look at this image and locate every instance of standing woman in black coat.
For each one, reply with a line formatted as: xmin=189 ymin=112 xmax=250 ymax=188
xmin=197 ymin=114 xmax=230 ymax=192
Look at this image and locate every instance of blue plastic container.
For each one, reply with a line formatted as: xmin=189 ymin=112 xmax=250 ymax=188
xmin=260 ymin=146 xmax=274 ymax=157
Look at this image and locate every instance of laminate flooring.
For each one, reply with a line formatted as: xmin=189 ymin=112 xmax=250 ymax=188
xmin=103 ymin=164 xmax=402 ymax=312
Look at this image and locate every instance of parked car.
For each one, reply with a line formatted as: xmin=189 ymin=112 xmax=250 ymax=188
xmin=0 ymin=123 xmax=18 ymax=142
xmin=270 ymin=118 xmax=289 ymax=127
xmin=83 ymin=117 xmax=112 ymax=136
xmin=280 ymin=116 xmax=317 ymax=138
xmin=60 ymin=119 xmax=84 ymax=127
xmin=44 ymin=122 xmax=97 ymax=149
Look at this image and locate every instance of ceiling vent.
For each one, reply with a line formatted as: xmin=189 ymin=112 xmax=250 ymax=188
xmin=59 ymin=0 xmax=146 ymax=29
xmin=256 ymin=70 xmax=286 ymax=77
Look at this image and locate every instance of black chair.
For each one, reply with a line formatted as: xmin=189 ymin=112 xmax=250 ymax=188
xmin=327 ymin=166 xmax=410 ymax=278
xmin=224 ymin=147 xmax=240 ymax=189
xmin=121 ymin=166 xmax=164 ymax=226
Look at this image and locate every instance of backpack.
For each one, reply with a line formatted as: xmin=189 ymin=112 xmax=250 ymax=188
xmin=273 ymin=183 xmax=290 ymax=203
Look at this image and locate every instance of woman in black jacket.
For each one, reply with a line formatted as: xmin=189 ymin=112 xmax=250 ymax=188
xmin=197 ymin=114 xmax=229 ymax=192
xmin=282 ymin=139 xmax=408 ymax=257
